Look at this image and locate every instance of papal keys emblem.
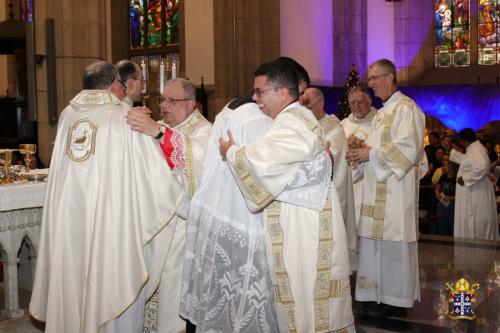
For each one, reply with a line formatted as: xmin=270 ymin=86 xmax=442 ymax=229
xmin=447 ymin=278 xmax=480 ymax=320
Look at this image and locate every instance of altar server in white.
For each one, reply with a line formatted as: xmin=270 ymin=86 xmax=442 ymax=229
xmin=347 ymin=59 xmax=424 ymax=316
xmin=450 ymin=128 xmax=498 ymax=240
xmin=30 ymin=61 xmax=183 ymax=333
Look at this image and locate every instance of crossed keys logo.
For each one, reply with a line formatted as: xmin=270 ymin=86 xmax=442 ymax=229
xmin=446 ymin=278 xmax=480 ymax=320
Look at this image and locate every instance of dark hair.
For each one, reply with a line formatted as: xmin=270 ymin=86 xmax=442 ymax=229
xmin=228 ymin=93 xmax=255 ymax=110
xmin=458 ymin=128 xmax=476 ymax=143
xmin=115 ymin=60 xmax=139 ymax=82
xmin=429 ymin=131 xmax=440 ymax=140
xmin=447 ymin=161 xmax=459 ymax=173
xmin=254 ymin=60 xmax=299 ymax=100
xmin=83 ymin=61 xmax=118 ymax=90
xmin=275 ymin=56 xmax=310 ymax=87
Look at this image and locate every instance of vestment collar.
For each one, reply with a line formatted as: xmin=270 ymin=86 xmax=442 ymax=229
xmin=70 ymin=90 xmax=121 ymax=108
xmin=382 ymin=90 xmax=403 ymax=107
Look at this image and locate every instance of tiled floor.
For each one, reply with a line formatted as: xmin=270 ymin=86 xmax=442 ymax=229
xmin=0 ymin=235 xmax=498 ymax=333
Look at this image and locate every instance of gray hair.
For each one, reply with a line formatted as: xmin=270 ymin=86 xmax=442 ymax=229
xmin=166 ymin=78 xmax=196 ymax=100
xmin=83 ymin=61 xmax=119 ymax=90
xmin=348 ymin=83 xmax=372 ymax=101
xmin=369 ymin=58 xmax=397 ymax=85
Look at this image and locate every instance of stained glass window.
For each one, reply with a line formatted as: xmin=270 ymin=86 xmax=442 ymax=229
xmin=20 ymin=0 xmax=33 ymax=23
xmin=130 ymin=0 xmax=145 ymax=49
xmin=478 ymin=0 xmax=500 ymax=65
xmin=434 ymin=0 xmax=470 ymax=67
xmin=165 ymin=0 xmax=181 ymax=45
xmin=147 ymin=0 xmax=162 ymax=47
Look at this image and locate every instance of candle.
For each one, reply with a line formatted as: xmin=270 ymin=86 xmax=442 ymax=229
xmin=171 ymin=62 xmax=177 ymax=79
xmin=141 ymin=59 xmax=147 ymax=94
xmin=159 ymin=60 xmax=165 ymax=94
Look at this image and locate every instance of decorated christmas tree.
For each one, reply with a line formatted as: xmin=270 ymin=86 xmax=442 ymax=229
xmin=337 ymin=64 xmax=359 ymax=120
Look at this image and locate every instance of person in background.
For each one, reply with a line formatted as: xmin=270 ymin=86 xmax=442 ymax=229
xmin=435 ymin=160 xmax=458 ymax=236
xmin=450 ymin=128 xmax=498 ymax=240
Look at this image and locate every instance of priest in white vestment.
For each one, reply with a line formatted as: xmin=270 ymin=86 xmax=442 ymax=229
xmin=450 ymin=128 xmax=498 ymax=240
xmin=220 ymin=61 xmax=354 ymax=333
xmin=300 ymin=87 xmax=358 ymax=274
xmin=341 ymin=84 xmax=377 ymax=230
xmin=180 ymin=96 xmax=279 ymax=332
xmin=29 ymin=61 xmax=183 ymax=333
xmin=127 ymin=78 xmax=212 ymax=333
xmin=347 ymin=59 xmax=424 ymax=316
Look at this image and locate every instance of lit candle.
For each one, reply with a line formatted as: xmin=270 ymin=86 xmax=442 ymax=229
xmin=141 ymin=59 xmax=147 ymax=94
xmin=171 ymin=62 xmax=177 ymax=79
xmin=159 ymin=60 xmax=165 ymax=94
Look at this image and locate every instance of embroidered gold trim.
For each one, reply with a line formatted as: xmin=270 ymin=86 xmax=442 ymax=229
xmin=356 ymin=275 xmax=378 ymax=290
xmin=382 ymin=143 xmax=413 ymax=174
xmin=234 ymin=148 xmax=274 ymax=208
xmin=314 ymin=187 xmax=333 ymax=331
xmin=330 ymin=278 xmax=351 ymax=299
xmin=70 ymin=90 xmax=118 ymax=107
xmin=175 ymin=110 xmax=205 ymax=135
xmin=266 ymin=201 xmax=296 ymax=333
xmin=184 ymin=136 xmax=196 ymax=197
xmin=286 ymin=107 xmax=322 ymax=136
xmin=65 ymin=118 xmax=98 ymax=162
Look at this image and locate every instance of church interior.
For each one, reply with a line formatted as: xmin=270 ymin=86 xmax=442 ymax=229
xmin=0 ymin=0 xmax=498 ymax=332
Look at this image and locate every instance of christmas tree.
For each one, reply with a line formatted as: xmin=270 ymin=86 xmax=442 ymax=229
xmin=337 ymin=64 xmax=359 ymax=120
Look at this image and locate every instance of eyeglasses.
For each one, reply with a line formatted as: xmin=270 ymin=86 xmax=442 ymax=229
xmin=158 ymin=96 xmax=193 ymax=105
xmin=252 ymin=87 xmax=276 ymax=97
xmin=367 ymin=73 xmax=389 ymax=82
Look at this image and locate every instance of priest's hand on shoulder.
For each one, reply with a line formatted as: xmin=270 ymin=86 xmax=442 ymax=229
xmin=219 ymin=130 xmax=236 ymax=161
xmin=457 ymin=176 xmax=464 ymax=186
xmin=126 ymin=107 xmax=159 ymax=137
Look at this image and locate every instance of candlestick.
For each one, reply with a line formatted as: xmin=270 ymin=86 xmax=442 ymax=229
xmin=171 ymin=62 xmax=177 ymax=79
xmin=141 ymin=59 xmax=147 ymax=94
xmin=159 ymin=60 xmax=165 ymax=94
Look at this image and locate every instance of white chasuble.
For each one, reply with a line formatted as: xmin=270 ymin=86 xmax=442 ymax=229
xmin=143 ymin=110 xmax=212 ymax=333
xmin=29 ymin=90 xmax=183 ymax=333
xmin=226 ymin=103 xmax=354 ymax=332
xmin=354 ymin=91 xmax=424 ymax=309
xmin=180 ymin=101 xmax=278 ymax=332
xmin=450 ymin=142 xmax=498 ymax=240
xmin=320 ymin=114 xmax=357 ymax=273
xmin=341 ymin=107 xmax=376 ymax=228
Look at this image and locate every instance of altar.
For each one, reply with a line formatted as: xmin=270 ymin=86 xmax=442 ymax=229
xmin=0 ymin=179 xmax=46 ymax=318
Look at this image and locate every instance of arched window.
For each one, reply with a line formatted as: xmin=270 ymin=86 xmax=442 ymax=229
xmin=478 ymin=0 xmax=500 ymax=65
xmin=434 ymin=0 xmax=470 ymax=67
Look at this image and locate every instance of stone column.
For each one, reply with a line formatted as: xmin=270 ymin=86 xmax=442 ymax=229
xmin=1 ymin=258 xmax=24 ymax=318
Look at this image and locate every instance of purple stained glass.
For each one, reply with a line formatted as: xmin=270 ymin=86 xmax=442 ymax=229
xmin=20 ymin=0 xmax=33 ymax=22
xmin=478 ymin=0 xmax=500 ymax=65
xmin=130 ymin=0 xmax=145 ymax=49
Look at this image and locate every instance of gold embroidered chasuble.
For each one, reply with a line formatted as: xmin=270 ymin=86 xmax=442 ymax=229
xmin=356 ymin=91 xmax=425 ymax=242
xmin=30 ymin=90 xmax=183 ymax=333
xmin=226 ymin=103 xmax=354 ymax=332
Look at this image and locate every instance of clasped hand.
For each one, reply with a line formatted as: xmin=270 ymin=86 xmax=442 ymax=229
xmin=345 ymin=134 xmax=371 ymax=168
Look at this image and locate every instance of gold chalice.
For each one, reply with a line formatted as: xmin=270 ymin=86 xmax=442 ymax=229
xmin=0 ymin=149 xmax=14 ymax=184
xmin=19 ymin=144 xmax=37 ymax=173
